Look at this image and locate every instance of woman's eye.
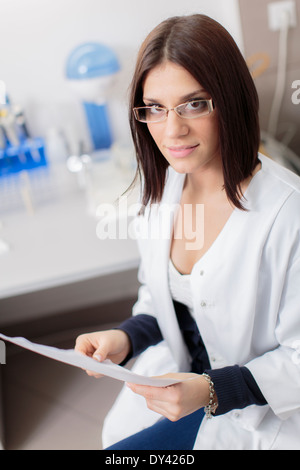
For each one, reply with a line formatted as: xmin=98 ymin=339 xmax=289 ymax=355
xmin=186 ymin=100 xmax=205 ymax=110
xmin=146 ymin=106 xmax=165 ymax=118
xmin=149 ymin=106 xmax=162 ymax=114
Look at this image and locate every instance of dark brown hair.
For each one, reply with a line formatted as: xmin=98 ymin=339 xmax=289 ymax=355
xmin=129 ymin=14 xmax=260 ymax=210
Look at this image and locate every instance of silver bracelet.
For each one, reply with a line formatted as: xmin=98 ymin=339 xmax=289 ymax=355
xmin=202 ymin=373 xmax=218 ymax=419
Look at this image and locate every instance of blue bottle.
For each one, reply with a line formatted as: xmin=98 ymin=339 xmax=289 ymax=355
xmin=66 ymin=43 xmax=120 ymax=151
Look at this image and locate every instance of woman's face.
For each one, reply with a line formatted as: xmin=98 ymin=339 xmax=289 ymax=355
xmin=142 ymin=61 xmax=221 ymax=176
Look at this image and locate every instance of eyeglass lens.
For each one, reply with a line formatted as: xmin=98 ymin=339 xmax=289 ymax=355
xmin=134 ymin=100 xmax=212 ymax=122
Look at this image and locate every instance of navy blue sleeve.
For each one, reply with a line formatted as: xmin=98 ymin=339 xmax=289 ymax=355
xmin=205 ymin=365 xmax=267 ymax=416
xmin=118 ymin=314 xmax=163 ymax=359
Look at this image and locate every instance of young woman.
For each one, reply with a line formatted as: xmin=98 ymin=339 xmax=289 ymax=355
xmin=75 ymin=15 xmax=300 ymax=450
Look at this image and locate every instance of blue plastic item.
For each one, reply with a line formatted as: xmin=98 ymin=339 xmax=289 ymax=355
xmin=66 ymin=43 xmax=120 ymax=150
xmin=83 ymin=102 xmax=112 ymax=149
xmin=66 ymin=42 xmax=119 ymax=80
xmin=0 ymin=137 xmax=47 ymax=178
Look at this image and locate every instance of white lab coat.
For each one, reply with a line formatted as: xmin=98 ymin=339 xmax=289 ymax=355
xmin=102 ymin=154 xmax=300 ymax=450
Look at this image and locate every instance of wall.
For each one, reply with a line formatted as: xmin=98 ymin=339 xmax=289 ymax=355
xmin=239 ymin=0 xmax=300 ymax=156
xmin=0 ymin=0 xmax=242 ymax=157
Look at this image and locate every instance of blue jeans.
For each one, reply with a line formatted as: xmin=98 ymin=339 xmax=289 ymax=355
xmin=105 ymin=408 xmax=205 ymax=450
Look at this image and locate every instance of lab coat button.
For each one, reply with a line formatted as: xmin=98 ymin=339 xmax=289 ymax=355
xmin=199 ymin=270 xmax=204 ymax=276
xmin=200 ymin=301 xmax=206 ymax=307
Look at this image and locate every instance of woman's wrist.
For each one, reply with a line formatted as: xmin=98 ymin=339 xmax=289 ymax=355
xmin=202 ymin=373 xmax=218 ymax=418
xmin=114 ymin=329 xmax=132 ymax=361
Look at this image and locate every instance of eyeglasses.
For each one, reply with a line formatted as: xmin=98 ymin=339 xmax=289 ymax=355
xmin=133 ymin=99 xmax=214 ymax=123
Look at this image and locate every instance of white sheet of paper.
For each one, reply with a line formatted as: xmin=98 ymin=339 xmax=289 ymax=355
xmin=0 ymin=333 xmax=180 ymax=387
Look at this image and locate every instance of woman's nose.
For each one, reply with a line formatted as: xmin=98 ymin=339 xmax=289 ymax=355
xmin=164 ymin=110 xmax=189 ymax=138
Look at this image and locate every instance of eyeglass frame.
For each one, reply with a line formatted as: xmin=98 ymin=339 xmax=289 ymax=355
xmin=133 ymin=98 xmax=214 ymax=123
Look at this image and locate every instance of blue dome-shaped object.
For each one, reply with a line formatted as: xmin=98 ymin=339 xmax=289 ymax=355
xmin=66 ymin=42 xmax=119 ymax=80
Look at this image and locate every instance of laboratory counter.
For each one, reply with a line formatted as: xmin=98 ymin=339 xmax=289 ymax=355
xmin=0 ymin=164 xmax=140 ymax=326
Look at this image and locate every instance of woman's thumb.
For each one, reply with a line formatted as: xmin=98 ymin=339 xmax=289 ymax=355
xmin=93 ymin=345 xmax=108 ymax=362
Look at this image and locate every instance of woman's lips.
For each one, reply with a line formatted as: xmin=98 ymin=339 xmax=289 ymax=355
xmin=167 ymin=144 xmax=199 ymax=158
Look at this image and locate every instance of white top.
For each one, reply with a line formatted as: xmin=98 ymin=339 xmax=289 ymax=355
xmin=168 ymin=259 xmax=194 ymax=313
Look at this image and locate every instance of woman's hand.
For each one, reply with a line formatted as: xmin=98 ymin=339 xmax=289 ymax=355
xmin=75 ymin=329 xmax=131 ymax=377
xmin=126 ymin=372 xmax=213 ymax=421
